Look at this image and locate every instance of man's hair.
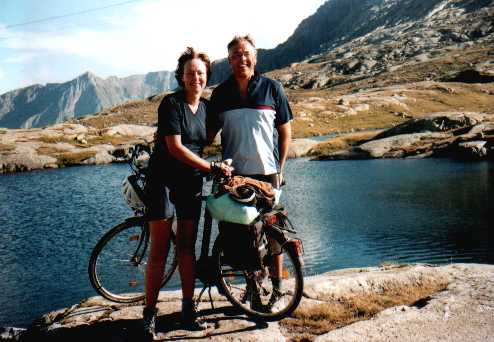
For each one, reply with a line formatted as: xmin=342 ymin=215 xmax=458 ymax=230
xmin=175 ymin=47 xmax=211 ymax=87
xmin=227 ymin=34 xmax=256 ymax=55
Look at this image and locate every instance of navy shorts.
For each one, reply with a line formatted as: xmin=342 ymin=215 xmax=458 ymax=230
xmin=144 ymin=166 xmax=203 ymax=221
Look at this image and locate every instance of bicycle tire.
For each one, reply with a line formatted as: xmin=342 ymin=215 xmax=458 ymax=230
xmin=213 ymin=224 xmax=304 ymax=321
xmin=88 ymin=217 xmax=178 ymax=303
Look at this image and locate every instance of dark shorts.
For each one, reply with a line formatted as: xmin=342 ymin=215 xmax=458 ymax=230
xmin=144 ymin=166 xmax=203 ymax=221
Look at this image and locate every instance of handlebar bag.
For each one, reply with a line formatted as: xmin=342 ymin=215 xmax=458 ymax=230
xmin=206 ymin=193 xmax=259 ymax=225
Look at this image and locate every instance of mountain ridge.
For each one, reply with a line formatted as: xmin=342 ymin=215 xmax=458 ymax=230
xmin=1 ymin=0 xmax=493 ymax=129
xmin=0 ymin=70 xmax=177 ymax=129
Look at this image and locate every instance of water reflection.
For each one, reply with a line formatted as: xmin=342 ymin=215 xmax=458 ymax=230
xmin=283 ymin=158 xmax=493 ymax=273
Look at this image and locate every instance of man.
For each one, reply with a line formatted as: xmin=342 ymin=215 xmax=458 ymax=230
xmin=207 ymin=34 xmax=292 ymax=186
xmin=207 ymin=34 xmax=293 ymax=309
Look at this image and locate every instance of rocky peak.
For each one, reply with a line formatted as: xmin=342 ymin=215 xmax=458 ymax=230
xmin=209 ymin=0 xmax=493 ymax=85
xmin=264 ymin=0 xmax=494 ymax=90
xmin=0 ymin=70 xmax=177 ymax=129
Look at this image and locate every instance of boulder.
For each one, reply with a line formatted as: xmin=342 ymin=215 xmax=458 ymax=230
xmin=354 ymin=104 xmax=370 ymax=112
xmin=0 ymin=146 xmax=58 ymax=173
xmin=357 ymin=132 xmax=452 ymax=158
xmin=465 ymin=122 xmax=494 ymax=137
xmin=103 ymin=124 xmax=156 ymax=137
xmin=289 ymin=139 xmax=320 ymax=158
xmin=89 ymin=147 xmax=115 ymax=165
xmin=455 ymin=140 xmax=488 ymax=160
xmin=110 ymin=145 xmax=134 ymax=162
xmin=0 ymin=327 xmax=25 ymax=341
xmin=443 ymin=69 xmax=494 ymax=83
xmin=361 ymin=59 xmax=377 ymax=70
xmin=373 ymin=112 xmax=486 ymax=140
xmin=302 ymin=75 xmax=330 ymax=89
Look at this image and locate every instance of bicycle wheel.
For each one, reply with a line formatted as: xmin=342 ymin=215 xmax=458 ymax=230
xmin=88 ymin=217 xmax=178 ymax=303
xmin=213 ymin=225 xmax=304 ymax=321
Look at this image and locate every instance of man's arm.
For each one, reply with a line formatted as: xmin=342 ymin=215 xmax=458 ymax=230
xmin=277 ymin=121 xmax=292 ymax=179
xmin=207 ymin=128 xmax=219 ymax=146
xmin=206 ymin=91 xmax=221 ymax=145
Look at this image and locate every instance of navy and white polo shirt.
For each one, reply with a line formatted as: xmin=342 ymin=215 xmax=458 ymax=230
xmin=207 ymin=72 xmax=293 ymax=176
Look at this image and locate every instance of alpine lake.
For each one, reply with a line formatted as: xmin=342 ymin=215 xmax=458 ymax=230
xmin=0 ymin=157 xmax=492 ymax=327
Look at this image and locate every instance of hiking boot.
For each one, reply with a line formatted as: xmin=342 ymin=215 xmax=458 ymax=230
xmin=243 ymin=278 xmax=267 ymax=312
xmin=250 ymin=290 xmax=266 ymax=312
xmin=266 ymin=287 xmax=283 ymax=312
xmin=181 ymin=299 xmax=208 ymax=331
xmin=142 ymin=306 xmax=157 ymax=341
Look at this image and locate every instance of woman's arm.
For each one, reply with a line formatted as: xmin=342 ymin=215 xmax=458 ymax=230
xmin=165 ymin=135 xmax=211 ymax=173
xmin=165 ymin=135 xmax=233 ymax=176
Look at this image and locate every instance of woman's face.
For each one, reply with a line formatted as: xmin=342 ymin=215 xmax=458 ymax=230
xmin=182 ymin=58 xmax=207 ymax=94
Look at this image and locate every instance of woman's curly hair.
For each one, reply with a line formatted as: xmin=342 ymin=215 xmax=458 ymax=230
xmin=175 ymin=47 xmax=211 ymax=87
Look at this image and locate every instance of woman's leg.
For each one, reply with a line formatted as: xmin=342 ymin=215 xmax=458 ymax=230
xmin=145 ymin=218 xmax=173 ymax=309
xmin=175 ymin=219 xmax=199 ymax=300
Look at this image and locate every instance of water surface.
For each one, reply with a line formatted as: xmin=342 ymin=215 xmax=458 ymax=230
xmin=0 ymin=158 xmax=492 ymax=327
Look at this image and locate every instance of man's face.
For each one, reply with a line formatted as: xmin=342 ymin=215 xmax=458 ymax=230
xmin=228 ymin=40 xmax=257 ymax=80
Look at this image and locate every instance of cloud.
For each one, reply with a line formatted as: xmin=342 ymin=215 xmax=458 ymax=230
xmin=0 ymin=0 xmax=325 ymax=88
xmin=2 ymin=52 xmax=37 ymax=64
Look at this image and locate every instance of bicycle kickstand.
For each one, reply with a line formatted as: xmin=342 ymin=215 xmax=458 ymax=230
xmin=196 ymin=284 xmax=215 ymax=310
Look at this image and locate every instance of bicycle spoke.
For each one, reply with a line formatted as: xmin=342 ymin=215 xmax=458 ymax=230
xmin=214 ymin=229 xmax=304 ymax=320
xmin=89 ymin=220 xmax=178 ymax=303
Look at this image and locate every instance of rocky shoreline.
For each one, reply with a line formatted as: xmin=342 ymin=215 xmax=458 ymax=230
xmin=1 ymin=263 xmax=493 ymax=341
xmin=0 ymin=122 xmax=321 ymax=174
xmin=1 ymin=110 xmax=493 ymax=174
xmin=0 ymin=123 xmax=155 ymax=173
xmin=311 ymin=111 xmax=494 ymax=161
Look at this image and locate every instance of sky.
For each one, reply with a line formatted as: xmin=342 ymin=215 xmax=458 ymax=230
xmin=0 ymin=0 xmax=327 ymax=95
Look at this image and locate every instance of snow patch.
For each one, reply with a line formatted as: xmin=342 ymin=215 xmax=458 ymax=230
xmin=425 ymin=0 xmax=449 ymax=19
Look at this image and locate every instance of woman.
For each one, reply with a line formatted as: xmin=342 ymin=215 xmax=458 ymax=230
xmin=142 ymin=47 xmax=231 ymax=338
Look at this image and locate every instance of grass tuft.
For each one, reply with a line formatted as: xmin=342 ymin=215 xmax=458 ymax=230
xmin=281 ymin=278 xmax=448 ymax=341
xmin=309 ymin=131 xmax=381 ymax=156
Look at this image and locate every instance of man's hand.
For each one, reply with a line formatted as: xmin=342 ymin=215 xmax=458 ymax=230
xmin=279 ymin=173 xmax=284 ymax=187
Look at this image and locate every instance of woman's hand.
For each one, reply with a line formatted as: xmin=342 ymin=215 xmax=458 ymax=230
xmin=211 ymin=160 xmax=234 ymax=177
